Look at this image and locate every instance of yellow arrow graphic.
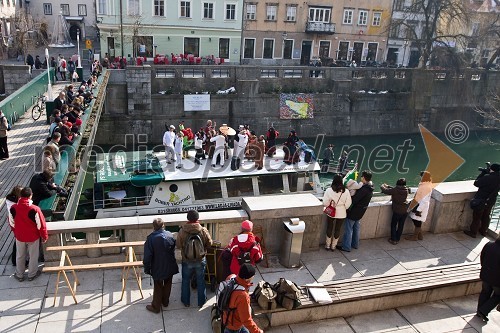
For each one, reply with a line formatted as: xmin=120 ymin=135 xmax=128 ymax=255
xmin=409 ymin=124 xmax=465 ymax=210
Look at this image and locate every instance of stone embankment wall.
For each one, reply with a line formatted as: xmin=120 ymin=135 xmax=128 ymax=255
xmin=0 ymin=65 xmax=33 ymax=95
xmin=95 ymin=66 xmax=499 ymax=145
xmin=44 ymin=181 xmax=479 ymax=262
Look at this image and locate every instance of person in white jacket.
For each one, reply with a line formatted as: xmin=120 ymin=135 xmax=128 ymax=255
xmin=231 ymin=130 xmax=248 ymax=170
xmin=210 ymin=131 xmax=226 ymax=167
xmin=163 ymin=125 xmax=176 ymax=163
xmin=405 ymin=171 xmax=433 ymax=241
xmin=322 ymin=174 xmax=352 ymax=251
xmin=174 ymin=132 xmax=184 ymax=169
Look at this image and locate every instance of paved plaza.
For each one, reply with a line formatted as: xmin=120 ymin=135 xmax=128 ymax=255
xmin=0 ymin=232 xmax=499 ymax=332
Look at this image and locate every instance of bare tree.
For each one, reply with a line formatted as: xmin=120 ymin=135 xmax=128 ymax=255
xmin=476 ymin=91 xmax=500 ymax=132
xmin=389 ymin=0 xmax=471 ymax=69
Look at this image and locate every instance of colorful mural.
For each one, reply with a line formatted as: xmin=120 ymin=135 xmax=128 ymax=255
xmin=279 ymin=94 xmax=314 ymax=119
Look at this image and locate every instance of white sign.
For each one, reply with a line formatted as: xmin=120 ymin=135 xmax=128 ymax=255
xmin=184 ymin=94 xmax=210 ymax=111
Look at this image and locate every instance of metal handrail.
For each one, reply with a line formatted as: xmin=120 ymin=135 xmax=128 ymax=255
xmin=95 ymin=195 xmax=152 ymax=210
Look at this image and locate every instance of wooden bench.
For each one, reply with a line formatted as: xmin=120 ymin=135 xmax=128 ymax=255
xmin=252 ymin=262 xmax=481 ymax=327
xmin=43 ymin=241 xmax=144 ymax=306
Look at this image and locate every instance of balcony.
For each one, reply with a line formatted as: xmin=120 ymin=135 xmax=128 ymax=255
xmin=305 ymin=21 xmax=335 ymax=34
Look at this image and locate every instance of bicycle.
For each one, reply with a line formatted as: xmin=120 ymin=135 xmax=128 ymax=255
xmin=31 ymin=95 xmax=47 ymax=121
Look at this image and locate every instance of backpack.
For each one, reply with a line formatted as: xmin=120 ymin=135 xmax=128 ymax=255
xmin=214 ymin=277 xmax=244 ymax=331
xmin=184 ymin=232 xmax=206 ymax=261
xmin=273 ymin=278 xmax=302 ymax=310
xmin=236 ymin=242 xmax=256 ymax=265
xmin=61 ymin=60 xmax=66 ymax=69
xmin=0 ymin=116 xmax=11 ymax=131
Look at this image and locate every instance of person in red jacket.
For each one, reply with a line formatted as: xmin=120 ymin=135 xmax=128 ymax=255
xmin=222 ymin=264 xmax=263 ymax=333
xmin=9 ymin=187 xmax=48 ymax=282
xmin=228 ymin=220 xmax=263 ymax=275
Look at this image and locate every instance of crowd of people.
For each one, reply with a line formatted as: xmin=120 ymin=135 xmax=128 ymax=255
xmin=4 ymin=67 xmax=100 ymax=282
xmin=163 ymin=119 xmax=322 ymax=171
xmin=143 ymin=210 xmax=264 ymax=332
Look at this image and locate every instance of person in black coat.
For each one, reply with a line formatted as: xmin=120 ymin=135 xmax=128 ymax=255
xmin=143 ymin=218 xmax=179 ymax=313
xmin=337 ymin=170 xmax=374 ymax=252
xmin=476 ymin=236 xmax=500 ymax=322
xmin=54 ymin=91 xmax=66 ymax=111
xmin=465 ymin=163 xmax=500 ymax=238
xmin=29 ymin=171 xmax=58 ymax=205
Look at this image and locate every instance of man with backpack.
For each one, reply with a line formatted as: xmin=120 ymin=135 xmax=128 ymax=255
xmin=176 ymin=210 xmax=212 ymax=307
xmin=227 ymin=220 xmax=263 ymax=275
xmin=219 ymin=263 xmax=263 ymax=333
xmin=143 ymin=218 xmax=179 ymax=313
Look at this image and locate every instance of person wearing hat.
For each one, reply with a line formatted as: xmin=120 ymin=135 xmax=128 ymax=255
xmin=210 ymin=130 xmax=227 ymax=168
xmin=174 ymin=131 xmax=184 ymax=169
xmin=176 ymin=210 xmax=213 ymax=307
xmin=143 ymin=218 xmax=179 ymax=313
xmin=232 ymin=129 xmax=248 ymax=170
xmin=227 ymin=220 xmax=263 ymax=275
xmin=465 ymin=163 xmax=500 ymax=238
xmin=222 ymin=263 xmax=264 ymax=333
xmin=163 ymin=125 xmax=176 ymax=163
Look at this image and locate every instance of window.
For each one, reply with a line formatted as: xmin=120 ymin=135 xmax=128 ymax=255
xmin=367 ymin=43 xmax=378 ymax=61
xmin=184 ymin=37 xmax=199 ymax=56
xmin=192 ymin=179 xmax=222 ymax=200
xmin=390 ymin=21 xmax=401 ymax=38
xmin=471 ymin=22 xmax=480 ymax=36
xmin=225 ymin=3 xmax=236 ymax=20
xmin=263 ymin=39 xmax=274 ymax=59
xmin=43 ymin=3 xmax=52 ymax=15
xmin=286 ymin=5 xmax=297 ymax=21
xmin=246 ymin=4 xmax=256 ymax=20
xmin=60 ymin=4 xmax=70 ymax=16
xmin=219 ymin=38 xmax=230 ymax=58
xmin=128 ymin=0 xmax=140 ymax=15
xmin=244 ymin=39 xmax=255 ymax=58
xmin=78 ymin=4 xmax=87 ymax=16
xmin=226 ymin=177 xmax=254 ymax=197
xmin=343 ymin=9 xmax=353 ymax=24
xmin=338 ymin=41 xmax=349 ymax=60
xmin=309 ymin=7 xmax=331 ymax=23
xmin=358 ymin=10 xmax=368 ymax=25
xmin=258 ymin=175 xmax=283 ymax=195
xmin=97 ymin=0 xmax=108 ymax=15
xmin=283 ymin=40 xmax=293 ymax=59
xmin=319 ymin=41 xmax=330 ymax=59
xmin=372 ymin=12 xmax=381 ymax=26
xmin=203 ymin=2 xmax=214 ymax=19
xmin=266 ymin=5 xmax=277 ymax=21
xmin=154 ymin=0 xmax=165 ymax=16
xmin=180 ymin=1 xmax=191 ymax=18
xmin=133 ymin=36 xmax=154 ymax=57
xmin=394 ymin=0 xmax=405 ymax=11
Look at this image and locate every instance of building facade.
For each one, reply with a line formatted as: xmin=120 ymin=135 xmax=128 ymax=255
xmin=242 ymin=0 xmax=392 ymax=66
xmin=387 ymin=0 xmax=426 ymax=67
xmin=22 ymin=1 xmax=98 ymax=45
xmin=96 ymin=0 xmax=244 ymax=63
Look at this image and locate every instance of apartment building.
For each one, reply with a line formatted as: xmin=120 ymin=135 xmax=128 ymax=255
xmin=96 ymin=0 xmax=243 ymax=63
xmin=242 ymin=0 xmax=392 ymax=65
xmin=22 ymin=1 xmax=98 ymax=43
xmin=0 ymin=0 xmax=16 ymax=44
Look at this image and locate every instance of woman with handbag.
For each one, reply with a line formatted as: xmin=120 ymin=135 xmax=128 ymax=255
xmin=405 ymin=171 xmax=433 ymax=241
xmin=322 ymin=174 xmax=352 ymax=251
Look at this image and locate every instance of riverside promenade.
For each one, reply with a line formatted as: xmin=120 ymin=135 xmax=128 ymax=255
xmin=0 ymin=80 xmax=499 ymax=331
xmin=0 ymin=231 xmax=499 ymax=332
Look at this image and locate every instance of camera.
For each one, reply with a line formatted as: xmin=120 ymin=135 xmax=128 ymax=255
xmin=478 ymin=162 xmax=491 ymax=173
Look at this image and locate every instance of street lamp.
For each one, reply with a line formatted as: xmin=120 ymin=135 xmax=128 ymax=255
xmin=76 ymin=29 xmax=82 ymax=69
xmin=402 ymin=39 xmax=409 ymax=67
xmin=45 ymin=48 xmax=53 ymax=100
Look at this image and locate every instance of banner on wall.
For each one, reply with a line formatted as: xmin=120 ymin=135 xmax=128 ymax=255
xmin=184 ymin=94 xmax=211 ymax=111
xmin=279 ymin=93 xmax=314 ymax=119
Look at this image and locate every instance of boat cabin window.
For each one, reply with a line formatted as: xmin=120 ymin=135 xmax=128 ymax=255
xmin=258 ymin=174 xmax=284 ymax=195
xmin=288 ymin=172 xmax=314 ymax=192
xmin=226 ymin=177 xmax=254 ymax=197
xmin=192 ymin=179 xmax=223 ymax=200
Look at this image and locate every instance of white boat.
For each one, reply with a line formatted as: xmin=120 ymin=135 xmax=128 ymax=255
xmin=92 ymin=149 xmax=323 ymax=218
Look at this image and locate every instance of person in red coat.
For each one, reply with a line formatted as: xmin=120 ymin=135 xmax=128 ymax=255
xmin=228 ymin=220 xmax=263 ymax=275
xmin=9 ymin=187 xmax=48 ymax=282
